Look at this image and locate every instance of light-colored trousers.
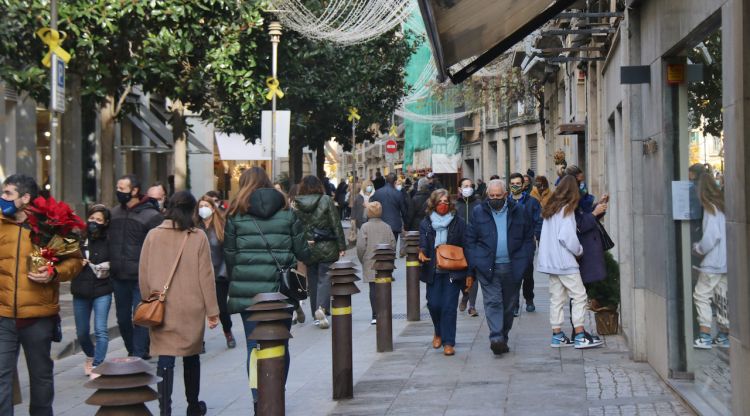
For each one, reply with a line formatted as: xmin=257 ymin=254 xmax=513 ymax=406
xmin=693 ymin=272 xmax=729 ymax=329
xmin=548 ymin=272 xmax=588 ymax=328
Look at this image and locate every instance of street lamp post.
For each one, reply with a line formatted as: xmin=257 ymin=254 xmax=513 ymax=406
xmin=269 ymin=21 xmax=282 ymax=182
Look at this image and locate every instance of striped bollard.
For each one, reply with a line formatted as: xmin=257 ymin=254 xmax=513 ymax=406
xmin=328 ymin=260 xmax=361 ymax=400
xmin=403 ymin=231 xmax=421 ymax=321
xmin=246 ymin=292 xmax=294 ymax=416
xmin=372 ymin=243 xmax=396 ymax=352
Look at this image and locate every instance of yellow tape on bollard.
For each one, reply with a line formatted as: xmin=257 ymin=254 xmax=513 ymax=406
xmin=331 ymin=306 xmax=352 ymax=316
xmin=374 ymin=277 xmax=392 ymax=283
xmin=406 ymin=261 xmax=420 ymax=267
xmin=249 ymin=345 xmax=286 ymax=389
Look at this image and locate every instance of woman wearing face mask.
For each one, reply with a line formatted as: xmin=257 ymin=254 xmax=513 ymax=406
xmin=352 ymin=180 xmax=374 ymax=230
xmin=455 ymin=178 xmax=480 ymax=316
xmin=197 ymin=195 xmax=236 ymax=349
xmin=71 ymin=204 xmax=113 ymax=378
xmin=418 ymin=189 xmax=468 ymax=356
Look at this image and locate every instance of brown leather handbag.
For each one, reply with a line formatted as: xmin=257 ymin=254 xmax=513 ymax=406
xmin=435 ymin=244 xmax=468 ymax=271
xmin=133 ymin=233 xmax=189 ymax=328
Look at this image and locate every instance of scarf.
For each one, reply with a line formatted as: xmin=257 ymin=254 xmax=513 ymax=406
xmin=430 ymin=211 xmax=454 ymax=247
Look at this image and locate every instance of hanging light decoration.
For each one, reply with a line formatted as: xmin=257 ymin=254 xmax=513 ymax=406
xmin=394 ymin=107 xmax=478 ymax=123
xmin=269 ymin=0 xmax=415 ymax=45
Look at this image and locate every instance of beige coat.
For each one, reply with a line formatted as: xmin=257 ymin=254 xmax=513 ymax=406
xmin=139 ymin=221 xmax=219 ymax=357
xmin=356 ymin=218 xmax=396 ymax=283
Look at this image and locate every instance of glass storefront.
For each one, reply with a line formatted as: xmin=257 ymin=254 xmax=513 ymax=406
xmin=672 ymin=27 xmax=732 ymax=415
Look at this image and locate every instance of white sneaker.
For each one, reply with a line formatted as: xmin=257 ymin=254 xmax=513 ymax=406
xmin=693 ymin=334 xmax=713 ymax=349
xmin=315 ymin=307 xmax=330 ymax=329
xmin=370 ymin=318 xmax=377 ymax=325
xmin=574 ymin=332 xmax=604 ymax=349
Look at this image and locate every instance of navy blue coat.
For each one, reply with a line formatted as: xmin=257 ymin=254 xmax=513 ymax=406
xmin=370 ymin=184 xmax=408 ymax=232
xmin=507 ymin=193 xmax=542 ymax=240
xmin=418 ymin=215 xmax=468 ymax=284
xmin=575 ymin=210 xmax=606 ymax=284
xmin=465 ymin=199 xmax=535 ymax=282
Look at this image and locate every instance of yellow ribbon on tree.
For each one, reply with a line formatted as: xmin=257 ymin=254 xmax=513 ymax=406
xmin=265 ymin=77 xmax=284 ymax=101
xmin=389 ymin=124 xmax=398 ymax=137
xmin=347 ymin=107 xmax=361 ymax=122
xmin=36 ymin=28 xmax=71 ymax=68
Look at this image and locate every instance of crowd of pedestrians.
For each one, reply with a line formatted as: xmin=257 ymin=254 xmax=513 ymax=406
xmin=0 ymin=162 xmax=619 ymax=415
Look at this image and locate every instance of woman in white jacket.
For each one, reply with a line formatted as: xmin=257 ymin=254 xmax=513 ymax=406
xmin=538 ymin=176 xmax=603 ymax=349
xmin=692 ymin=173 xmax=729 ymax=349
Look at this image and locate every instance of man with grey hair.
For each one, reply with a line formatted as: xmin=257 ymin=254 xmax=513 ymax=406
xmin=465 ymin=179 xmax=535 ymax=355
xmin=407 ymin=178 xmax=432 ymax=231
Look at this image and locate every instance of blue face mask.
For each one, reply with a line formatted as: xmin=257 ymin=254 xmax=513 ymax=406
xmin=0 ymin=198 xmax=18 ymax=216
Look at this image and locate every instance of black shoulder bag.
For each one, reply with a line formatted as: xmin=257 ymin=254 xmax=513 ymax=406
xmin=251 ymin=217 xmax=308 ymax=301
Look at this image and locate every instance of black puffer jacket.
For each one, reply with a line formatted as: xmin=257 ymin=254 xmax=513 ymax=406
xmin=71 ymin=236 xmax=113 ymax=299
xmin=294 ymin=194 xmax=346 ymax=264
xmin=108 ymin=198 xmax=163 ymax=280
xmin=408 ymin=190 xmax=431 ymax=231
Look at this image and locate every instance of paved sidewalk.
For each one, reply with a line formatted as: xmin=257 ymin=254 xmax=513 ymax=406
xmin=13 ymin=248 xmax=694 ymax=415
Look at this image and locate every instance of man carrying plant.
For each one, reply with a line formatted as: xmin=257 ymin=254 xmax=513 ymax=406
xmin=0 ymin=174 xmax=83 ymax=415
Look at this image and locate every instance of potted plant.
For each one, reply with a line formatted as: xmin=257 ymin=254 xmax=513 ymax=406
xmin=587 ymin=252 xmax=621 ymax=335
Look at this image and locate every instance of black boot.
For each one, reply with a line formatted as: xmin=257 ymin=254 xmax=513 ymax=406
xmin=156 ymin=367 xmax=174 ymax=416
xmin=184 ymin=356 xmax=207 ymax=416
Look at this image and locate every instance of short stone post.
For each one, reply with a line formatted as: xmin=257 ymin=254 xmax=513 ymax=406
xmin=402 ymin=231 xmax=421 ymax=321
xmin=372 ymin=243 xmax=396 ymax=352
xmin=328 ymin=260 xmax=361 ymax=400
xmin=84 ymin=357 xmax=160 ymax=415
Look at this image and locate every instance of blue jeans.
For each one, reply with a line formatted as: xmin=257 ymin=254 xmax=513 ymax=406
xmin=73 ymin=294 xmax=112 ymax=366
xmin=240 ymin=312 xmax=292 ymax=402
xmin=426 ymin=273 xmax=462 ymax=346
xmin=479 ymin=263 xmax=521 ymax=343
xmin=111 ymin=279 xmax=150 ymax=357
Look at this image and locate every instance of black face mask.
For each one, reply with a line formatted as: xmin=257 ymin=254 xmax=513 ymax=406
xmin=116 ymin=191 xmax=132 ymax=205
xmin=87 ymin=221 xmax=106 ymax=237
xmin=488 ymin=198 xmax=505 ymax=211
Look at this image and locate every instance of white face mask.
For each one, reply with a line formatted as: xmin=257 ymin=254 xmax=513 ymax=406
xmin=461 ymin=187 xmax=474 ymax=198
xmin=198 ymin=206 xmax=214 ymax=219
xmin=366 ymin=185 xmax=373 ymax=193
xmin=396 ymin=185 xmax=403 ymax=191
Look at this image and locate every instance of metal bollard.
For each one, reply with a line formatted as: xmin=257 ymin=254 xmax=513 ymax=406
xmin=372 ymin=243 xmax=396 ymax=352
xmin=328 ymin=260 xmax=361 ymax=400
xmin=402 ymin=231 xmax=421 ymax=321
xmin=246 ymin=292 xmax=294 ymax=416
xmin=84 ymin=357 xmax=159 ymax=415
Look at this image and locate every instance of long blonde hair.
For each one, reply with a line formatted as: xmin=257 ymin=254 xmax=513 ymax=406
xmin=542 ymin=175 xmax=580 ymax=219
xmin=698 ymin=172 xmax=725 ymax=214
xmin=198 ymin=195 xmax=226 ymax=242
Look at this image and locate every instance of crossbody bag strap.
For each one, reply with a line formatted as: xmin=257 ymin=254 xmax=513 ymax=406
xmin=161 ymin=232 xmax=190 ymax=297
xmin=251 ymin=217 xmax=285 ymax=271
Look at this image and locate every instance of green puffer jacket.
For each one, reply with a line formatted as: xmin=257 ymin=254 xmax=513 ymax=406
xmin=294 ymin=193 xmax=346 ymax=264
xmin=224 ymin=188 xmax=311 ymax=313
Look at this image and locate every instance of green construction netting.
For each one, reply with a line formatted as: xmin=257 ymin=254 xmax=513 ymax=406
xmin=402 ymin=4 xmax=459 ymax=172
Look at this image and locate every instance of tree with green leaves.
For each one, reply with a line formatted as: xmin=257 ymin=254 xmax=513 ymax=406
xmin=0 ymin=0 xmax=269 ymax=198
xmin=688 ymin=30 xmax=722 ymax=144
xmin=246 ymin=21 xmax=416 ymax=181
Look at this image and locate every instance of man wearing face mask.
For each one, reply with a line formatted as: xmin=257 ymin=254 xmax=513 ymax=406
xmin=465 ymin=179 xmax=535 ymax=355
xmin=0 ymin=174 xmax=83 ymax=415
xmin=507 ymin=173 xmax=543 ymax=315
xmin=456 ymin=178 xmax=481 ymax=316
xmin=108 ymin=174 xmax=163 ymax=359
xmin=369 ymin=173 xmax=409 ymax=243
xmin=147 ymin=182 xmax=168 ymax=213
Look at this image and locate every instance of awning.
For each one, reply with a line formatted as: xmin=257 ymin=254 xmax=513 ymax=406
xmin=418 ymin=0 xmax=577 ymax=84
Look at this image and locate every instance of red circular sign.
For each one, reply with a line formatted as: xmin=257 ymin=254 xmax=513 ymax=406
xmin=385 ymin=140 xmax=397 ymax=153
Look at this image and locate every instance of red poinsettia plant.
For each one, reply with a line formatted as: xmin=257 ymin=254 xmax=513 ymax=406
xmin=25 ymin=196 xmax=85 ymax=274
